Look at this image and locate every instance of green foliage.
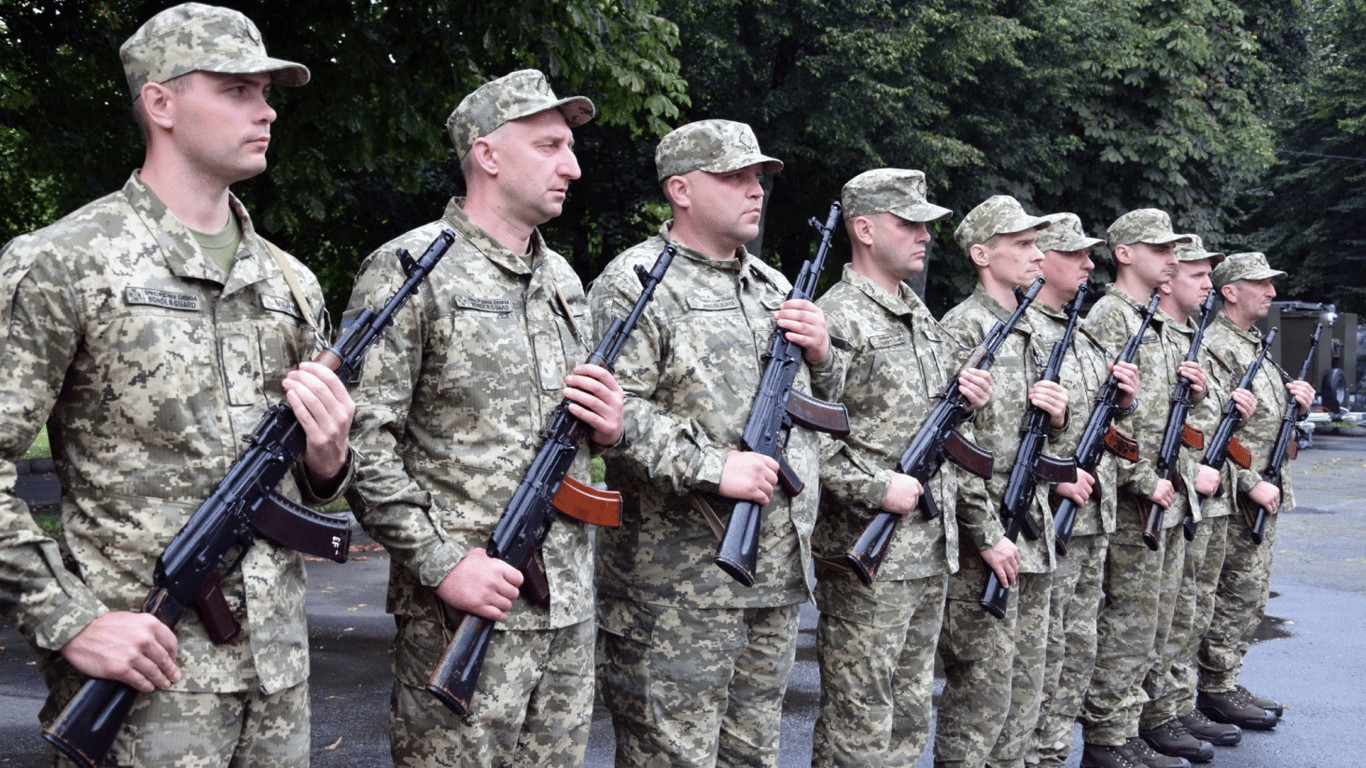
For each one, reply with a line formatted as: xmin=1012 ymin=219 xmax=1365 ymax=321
xmin=22 ymin=425 xmax=50 ymax=461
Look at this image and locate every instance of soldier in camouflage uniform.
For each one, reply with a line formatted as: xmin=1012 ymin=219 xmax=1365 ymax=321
xmin=1027 ymin=213 xmax=1140 ymax=768
xmin=342 ymin=70 xmax=623 ymax=768
xmin=587 ymin=119 xmax=840 ymax=768
xmin=934 ymin=196 xmax=1073 ymax=768
xmin=808 ymin=169 xmax=993 ymax=768
xmin=1080 ymin=210 xmax=1220 ymax=768
xmin=1195 ymin=253 xmax=1314 ymax=730
xmin=0 ymin=5 xmax=356 ymax=766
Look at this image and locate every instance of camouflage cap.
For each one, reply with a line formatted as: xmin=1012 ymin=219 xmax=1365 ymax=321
xmin=841 ymin=168 xmax=952 ymax=223
xmin=655 ymin=120 xmax=784 ymax=181
xmin=446 ymin=69 xmax=596 ymax=160
xmin=119 ymin=3 xmax=309 ymax=101
xmin=1174 ymin=234 xmax=1226 ymax=265
xmin=953 ymin=195 xmax=1050 ymax=256
xmin=1212 ymin=252 xmax=1286 ymax=288
xmin=1036 ymin=212 xmax=1104 ymax=253
xmin=1106 ymin=208 xmax=1191 ymax=247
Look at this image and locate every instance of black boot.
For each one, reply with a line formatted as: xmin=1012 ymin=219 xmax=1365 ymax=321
xmin=1139 ymin=718 xmax=1214 ymax=763
xmin=1179 ymin=709 xmax=1241 ymax=747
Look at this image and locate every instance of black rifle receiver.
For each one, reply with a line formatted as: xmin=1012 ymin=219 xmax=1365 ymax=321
xmin=1248 ymin=325 xmax=1316 ymax=543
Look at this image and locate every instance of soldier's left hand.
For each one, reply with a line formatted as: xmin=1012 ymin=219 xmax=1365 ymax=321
xmin=1248 ymin=480 xmax=1281 ymax=513
xmin=1231 ymin=388 xmax=1258 ymax=426
xmin=1195 ymin=464 xmax=1222 ymax=497
xmin=564 ymin=363 xmax=625 ymax=447
xmin=775 ymin=299 xmax=830 ymax=363
xmin=1110 ymin=361 xmax=1140 ymax=410
xmin=1056 ymin=467 xmax=1095 ymax=506
xmin=958 ymin=368 xmax=993 ymax=410
xmin=1177 ymin=360 xmax=1207 ymax=400
xmin=1287 ymin=380 xmax=1315 ymax=417
xmin=285 ymin=361 xmax=355 ymax=487
xmin=1028 ymin=380 xmax=1069 ymax=428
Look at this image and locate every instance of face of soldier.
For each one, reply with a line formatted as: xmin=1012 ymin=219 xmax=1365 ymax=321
xmin=868 ymin=213 xmax=931 ymax=282
xmin=169 ymin=71 xmax=277 ymax=185
xmin=488 ymin=109 xmax=582 ymax=227
xmin=1226 ymin=276 xmax=1277 ymax=322
xmin=1122 ymin=241 xmax=1178 ymax=288
xmin=684 ymin=163 xmax=766 ymax=249
xmin=1040 ymin=248 xmax=1094 ymax=306
xmin=981 ymin=228 xmax=1044 ymax=289
xmin=1167 ymin=259 xmax=1214 ymax=319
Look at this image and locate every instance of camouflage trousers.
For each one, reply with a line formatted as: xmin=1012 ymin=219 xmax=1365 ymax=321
xmin=388 ymin=614 xmax=594 ymax=768
xmin=935 ymin=554 xmax=1052 ymax=768
xmin=51 ymin=681 xmax=309 ymax=768
xmin=596 ymin=595 xmax=801 ymax=768
xmin=1080 ymin=513 xmax=1183 ymax=746
xmin=1199 ymin=507 xmax=1276 ymax=692
xmin=1028 ymin=532 xmax=1108 ymax=767
xmin=810 ymin=568 xmax=947 ymax=768
xmin=1137 ymin=522 xmax=1189 ymax=731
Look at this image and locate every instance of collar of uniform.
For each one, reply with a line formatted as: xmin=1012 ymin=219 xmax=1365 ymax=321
xmin=972 ymin=282 xmax=1034 ymax=334
xmin=841 ymin=262 xmax=925 ymax=320
xmin=444 ymin=197 xmax=545 ymax=276
xmin=658 ymin=219 xmax=749 ymax=274
xmin=1214 ymin=309 xmax=1261 ymax=343
xmin=1104 ymin=283 xmax=1166 ymax=330
xmin=124 ymin=171 xmax=265 ymax=291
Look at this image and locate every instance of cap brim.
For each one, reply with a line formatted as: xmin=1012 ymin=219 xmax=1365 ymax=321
xmin=201 ymin=56 xmax=310 ymax=86
xmin=1144 ymin=233 xmax=1192 ymax=245
xmin=889 ymin=202 xmax=953 ymax=223
xmin=1002 ymin=213 xmax=1051 ymax=234
xmin=705 ymin=153 xmax=784 ymax=175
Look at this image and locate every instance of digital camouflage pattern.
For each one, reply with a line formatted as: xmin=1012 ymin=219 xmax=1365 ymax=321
xmin=118 ymin=2 xmax=309 ymax=97
xmin=1211 ymin=251 xmax=1286 ymax=287
xmin=444 ymin=69 xmax=595 ymax=160
xmin=0 ymin=173 xmax=334 ymax=709
xmin=1105 ymin=209 xmax=1192 ymax=248
xmin=951 ymin=195 xmax=1050 ymax=257
xmin=809 ymin=263 xmax=973 ymax=768
xmin=1174 ymin=233 xmax=1225 ymax=266
xmin=840 ymin=169 xmax=952 ymax=223
xmin=1035 ymin=212 xmax=1105 ymax=253
xmin=653 ymin=120 xmax=784 ymax=180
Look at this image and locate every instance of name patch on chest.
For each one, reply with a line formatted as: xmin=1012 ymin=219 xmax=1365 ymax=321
xmin=125 ymin=287 xmax=201 ymax=312
xmin=260 ymin=294 xmax=304 ymax=320
xmin=453 ymin=295 xmax=514 ymax=314
xmin=687 ymin=296 xmax=741 ymax=312
xmin=868 ymin=332 xmax=908 ymax=349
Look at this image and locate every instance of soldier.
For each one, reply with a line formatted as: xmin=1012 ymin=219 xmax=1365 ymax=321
xmin=808 ymin=169 xmax=992 ymax=768
xmin=0 ymin=4 xmax=355 ymax=766
xmin=934 ymin=196 xmax=1071 ymax=768
xmin=587 ymin=119 xmax=840 ymax=768
xmin=1196 ymin=252 xmax=1314 ymax=729
xmin=1080 ymin=210 xmax=1220 ymax=768
xmin=342 ymin=70 xmax=623 ymax=767
xmin=1028 ymin=213 xmax=1140 ymax=768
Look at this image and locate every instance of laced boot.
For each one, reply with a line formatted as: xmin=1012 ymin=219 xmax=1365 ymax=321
xmin=1080 ymin=742 xmax=1143 ymax=768
xmin=1179 ymin=709 xmax=1241 ymax=747
xmin=1139 ymin=718 xmax=1214 ymax=763
xmin=1124 ymin=736 xmax=1193 ymax=768
xmin=1237 ymin=684 xmax=1284 ymax=717
xmin=1197 ymin=687 xmax=1279 ymax=730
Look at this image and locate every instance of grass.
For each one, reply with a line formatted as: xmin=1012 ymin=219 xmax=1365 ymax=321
xmin=22 ymin=425 xmax=50 ymax=460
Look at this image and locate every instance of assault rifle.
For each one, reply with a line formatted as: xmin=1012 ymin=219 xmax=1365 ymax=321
xmin=714 ymin=202 xmax=851 ymax=587
xmin=980 ymin=286 xmax=1082 ymax=618
xmin=426 ymin=244 xmax=676 ymax=718
xmin=845 ymin=277 xmax=1044 ymax=586
xmin=43 ymin=230 xmax=456 ymax=768
xmin=1248 ymin=325 xmax=1316 ymax=544
xmin=1052 ymin=290 xmax=1156 ymax=555
xmin=1190 ymin=328 xmax=1277 ymax=545
xmin=1142 ymin=290 xmax=1217 ymax=550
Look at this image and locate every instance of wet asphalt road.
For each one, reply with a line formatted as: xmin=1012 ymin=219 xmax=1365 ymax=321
xmin=3 ymin=431 xmax=1365 ymax=767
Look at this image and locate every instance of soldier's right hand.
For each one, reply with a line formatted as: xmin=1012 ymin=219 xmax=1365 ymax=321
xmin=720 ymin=450 xmax=780 ymax=506
xmin=1150 ymin=478 xmax=1175 ymax=509
xmin=881 ymin=472 xmax=924 ymax=518
xmin=60 ymin=611 xmax=181 ymax=693
xmin=981 ymin=537 xmax=1021 ymax=587
xmin=1247 ymin=480 xmax=1282 ymax=514
xmin=1056 ymin=467 xmax=1096 ymax=506
xmin=437 ymin=548 xmax=524 ymax=621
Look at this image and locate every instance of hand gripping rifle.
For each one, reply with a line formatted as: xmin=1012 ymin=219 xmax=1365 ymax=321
xmin=1194 ymin=329 xmax=1275 ymax=530
xmin=1052 ymin=289 xmax=1157 ymax=555
xmin=845 ymin=277 xmax=1044 ymax=586
xmin=980 ymin=285 xmax=1082 ymax=618
xmin=1247 ymin=325 xmax=1317 ymax=544
xmin=1141 ymin=290 xmax=1217 ymax=550
xmin=426 ymin=244 xmax=676 ymax=718
xmin=42 ymin=230 xmax=456 ymax=768
xmin=714 ymin=203 xmax=851 ymax=587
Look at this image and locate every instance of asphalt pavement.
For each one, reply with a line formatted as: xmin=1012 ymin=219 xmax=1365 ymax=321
xmin=4 ymin=432 xmax=1366 ymax=767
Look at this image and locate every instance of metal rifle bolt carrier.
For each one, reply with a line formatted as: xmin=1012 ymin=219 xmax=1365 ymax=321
xmin=425 ymin=244 xmax=677 ymax=719
xmin=714 ymin=202 xmax=850 ymax=587
xmin=844 ymin=276 xmax=1044 ymax=586
xmin=980 ymin=284 xmax=1081 ymax=619
xmin=1052 ymin=289 xmax=1156 ymax=555
xmin=1142 ymin=290 xmax=1218 ymax=551
xmin=42 ymin=230 xmax=455 ymax=768
xmin=1249 ymin=324 xmax=1319 ymax=543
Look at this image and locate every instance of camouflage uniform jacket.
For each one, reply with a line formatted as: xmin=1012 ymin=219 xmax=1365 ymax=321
xmin=1173 ymin=317 xmax=1239 ymax=520
xmin=813 ymin=264 xmax=978 ymax=580
xmin=1030 ymin=300 xmax=1130 ymax=537
xmin=1084 ymin=286 xmax=1201 ymax=528
xmin=0 ymin=172 xmax=341 ymax=694
xmin=344 ymin=199 xmax=594 ymax=631
xmin=940 ymin=285 xmax=1059 ymax=574
xmin=587 ymin=223 xmax=843 ymax=609
xmin=1203 ymin=313 xmax=1295 ymax=511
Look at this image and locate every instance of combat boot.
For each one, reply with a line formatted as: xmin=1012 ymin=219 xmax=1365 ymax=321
xmin=1124 ymin=736 xmax=1192 ymax=768
xmin=1237 ymin=684 xmax=1284 ymax=717
xmin=1139 ymin=718 xmax=1214 ymax=763
xmin=1197 ymin=688 xmax=1278 ymax=730
xmin=1179 ymin=709 xmax=1241 ymax=746
xmin=1080 ymin=742 xmax=1143 ymax=768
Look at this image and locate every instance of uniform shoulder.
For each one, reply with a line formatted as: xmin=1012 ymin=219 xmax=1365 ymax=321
xmin=2 ymin=190 xmax=132 ymax=265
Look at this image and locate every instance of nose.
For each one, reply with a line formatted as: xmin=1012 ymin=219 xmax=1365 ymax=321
xmin=562 ymin=146 xmax=582 ymax=180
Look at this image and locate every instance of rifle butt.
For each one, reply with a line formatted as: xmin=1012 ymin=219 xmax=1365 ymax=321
xmin=714 ymin=501 xmax=761 ymax=587
xmin=980 ymin=572 xmax=1009 ymax=619
xmin=426 ymin=613 xmax=495 ymax=718
xmin=1142 ymin=503 xmax=1164 ymax=551
xmin=845 ymin=512 xmax=898 ymax=586
xmin=1053 ymin=498 xmax=1078 ymax=556
xmin=42 ymin=677 xmax=140 ymax=768
xmin=1250 ymin=507 xmax=1269 ymax=545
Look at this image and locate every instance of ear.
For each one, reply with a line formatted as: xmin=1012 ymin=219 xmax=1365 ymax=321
xmin=969 ymin=242 xmax=991 ymax=269
xmin=468 ymin=136 xmax=499 ymax=177
xmin=1220 ymin=282 xmax=1238 ymax=304
xmin=849 ymin=215 xmax=876 ymax=248
xmin=1159 ymin=282 xmax=1173 ymax=297
xmin=140 ymin=81 xmax=176 ymax=131
xmin=664 ymin=175 xmax=691 ymax=211
xmin=1112 ymin=243 xmax=1134 ymax=266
